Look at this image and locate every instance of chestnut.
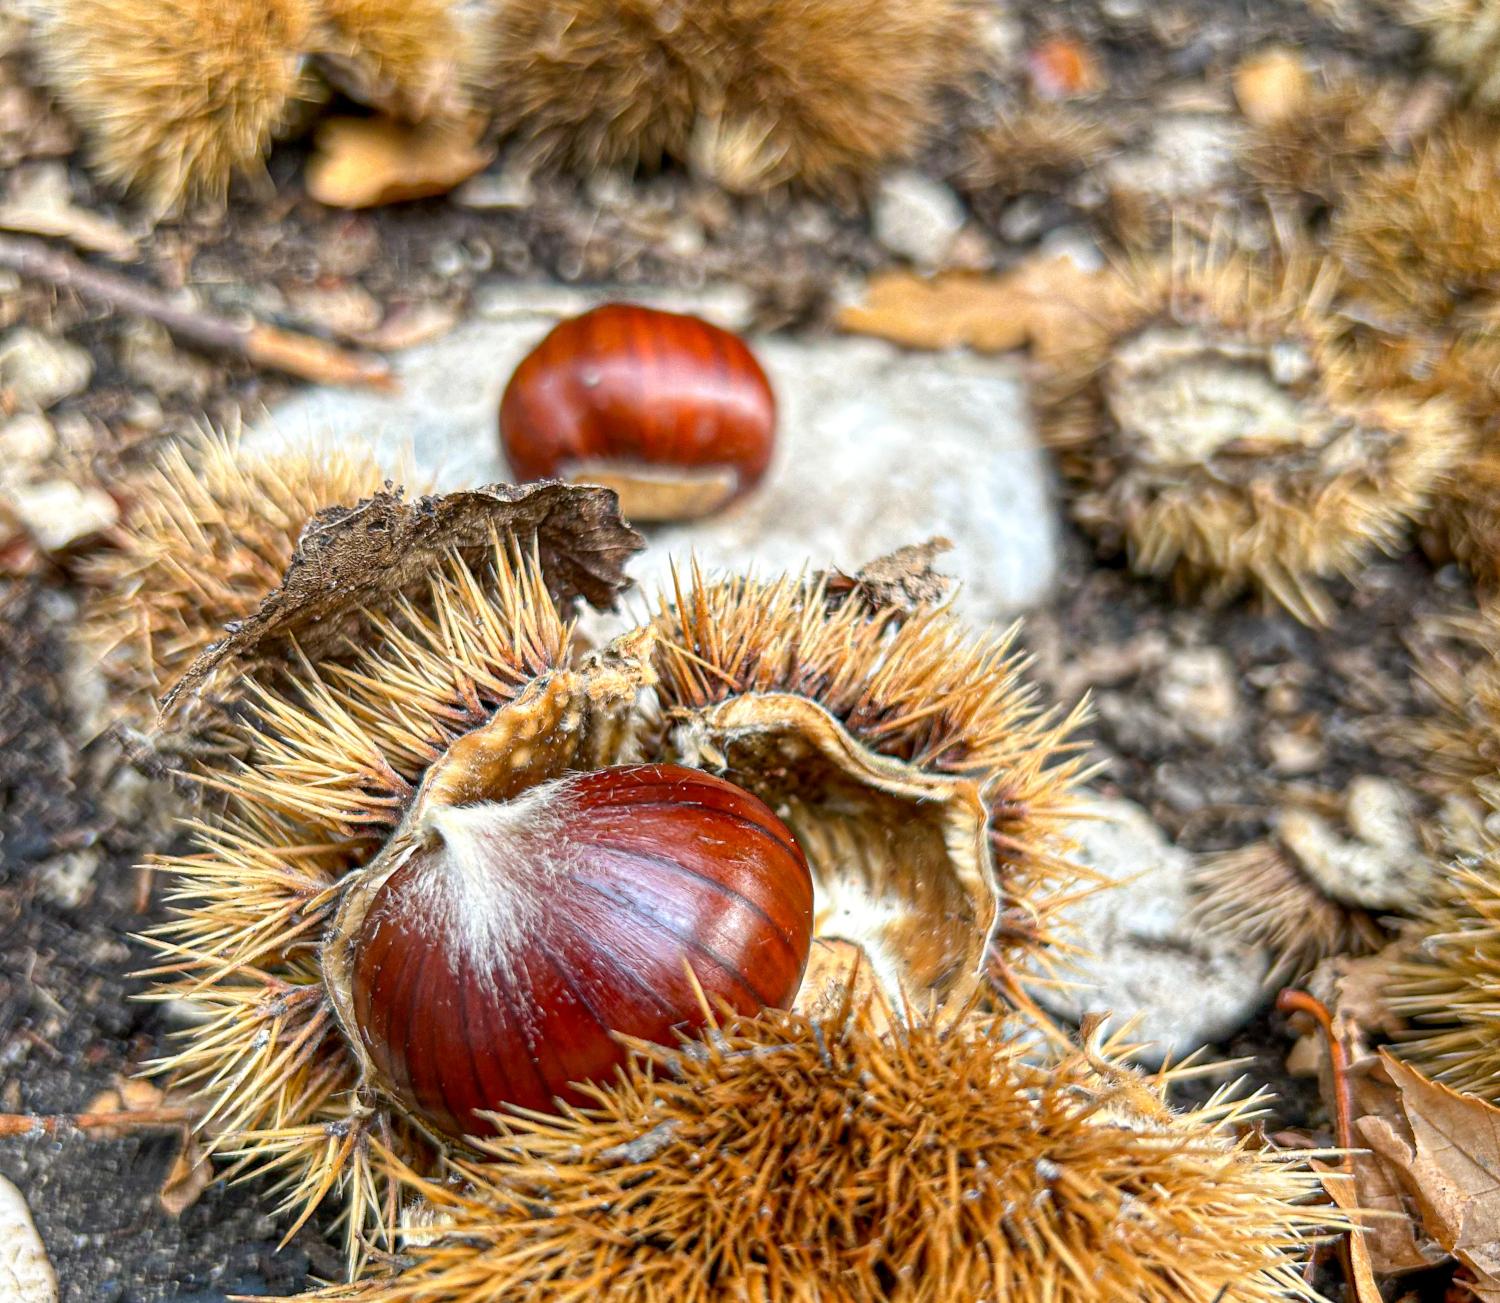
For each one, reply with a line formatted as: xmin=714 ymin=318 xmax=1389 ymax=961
xmin=499 ymin=303 xmax=776 ymax=522
xmin=334 ymin=763 xmax=812 ymax=1138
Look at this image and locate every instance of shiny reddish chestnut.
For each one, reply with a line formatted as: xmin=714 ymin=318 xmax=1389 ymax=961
xmin=499 ymin=303 xmax=777 ymax=522
xmin=343 ymin=764 xmax=812 ymax=1138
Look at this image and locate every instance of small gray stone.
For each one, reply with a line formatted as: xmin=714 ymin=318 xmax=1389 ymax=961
xmin=1036 ymin=796 xmax=1271 ymax=1063
xmin=0 ymin=327 xmax=92 ymax=410
xmin=1152 ymin=647 xmax=1242 ymax=746
xmin=5 ymin=479 xmax=118 ymax=551
xmin=251 ymin=289 xmax=1059 ymax=622
xmin=872 ymin=169 xmax=968 ymax=268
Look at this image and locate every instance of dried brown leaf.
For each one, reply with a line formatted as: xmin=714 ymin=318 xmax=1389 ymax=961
xmin=305 ymin=116 xmax=494 ymax=209
xmin=157 ymin=1134 xmax=213 ymax=1218
xmin=818 ymin=537 xmax=954 ymax=614
xmin=161 ymin=482 xmax=644 ymax=712
xmin=838 ymin=255 xmax=1119 ymax=358
xmin=1368 ymin=1053 xmax=1500 ymax=1298
xmin=1292 ymin=959 xmax=1443 ymax=1275
xmin=1311 ymin=1164 xmax=1382 ymax=1303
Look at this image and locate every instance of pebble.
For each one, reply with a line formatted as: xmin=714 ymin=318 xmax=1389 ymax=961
xmin=0 ymin=328 xmax=93 ymax=410
xmin=0 ymin=1175 xmax=58 ymax=1303
xmin=5 ymin=479 xmax=119 ymax=551
xmin=1151 ymin=647 xmax=1242 ymax=747
xmin=248 ymin=285 xmax=1061 ymax=622
xmin=118 ymin=321 xmax=215 ymax=401
xmin=0 ymin=412 xmax=56 ymax=470
xmin=1036 ymin=796 xmax=1271 ymax=1062
xmin=872 ymin=170 xmax=968 ymax=269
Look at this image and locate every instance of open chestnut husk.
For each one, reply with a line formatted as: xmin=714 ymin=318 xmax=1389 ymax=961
xmin=325 ymin=762 xmax=813 ymax=1138
xmin=499 ymin=303 xmax=776 ymax=522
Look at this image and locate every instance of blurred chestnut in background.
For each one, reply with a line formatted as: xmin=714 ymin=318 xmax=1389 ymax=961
xmin=499 ymin=303 xmax=777 ymax=522
xmin=340 ymin=763 xmax=813 ymax=1138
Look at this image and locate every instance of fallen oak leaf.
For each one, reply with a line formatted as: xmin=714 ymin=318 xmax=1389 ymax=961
xmin=1363 ymin=1053 xmax=1500 ymax=1299
xmin=157 ymin=1134 xmax=214 ymax=1218
xmin=1287 ymin=966 xmax=1444 ymax=1276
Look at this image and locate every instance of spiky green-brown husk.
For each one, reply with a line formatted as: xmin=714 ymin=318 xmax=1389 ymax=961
xmin=78 ymin=432 xmax=391 ymax=733
xmin=146 ymin=535 xmax=1093 ymax=1264
xmin=313 ymin=0 xmax=471 ymax=122
xmin=963 ymin=103 xmax=1120 ymax=197
xmin=1384 ymin=0 xmax=1500 ymax=102
xmin=299 ymin=1000 xmax=1338 ymax=1302
xmin=1034 ymin=248 xmax=1463 ymax=623
xmin=1239 ymin=76 xmax=1406 ymax=204
xmin=487 ymin=0 xmax=979 ymax=192
xmin=35 ymin=0 xmax=313 ymax=209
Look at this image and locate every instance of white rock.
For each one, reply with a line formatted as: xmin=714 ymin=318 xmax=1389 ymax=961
xmin=1037 ymin=797 xmax=1271 ymax=1063
xmin=1100 ymin=113 xmax=1243 ymax=208
xmin=0 ymin=328 xmax=92 ymax=410
xmin=5 ymin=479 xmax=118 ymax=551
xmin=0 ymin=413 xmax=56 ymax=470
xmin=872 ymin=169 xmax=968 ymax=268
xmin=1152 ymin=647 xmax=1242 ymax=746
xmin=250 ymin=288 xmax=1059 ymax=623
xmin=0 ymin=1175 xmax=58 ymax=1303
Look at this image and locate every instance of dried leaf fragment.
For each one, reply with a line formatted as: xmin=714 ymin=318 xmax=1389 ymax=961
xmin=838 ymin=254 xmax=1119 ymax=358
xmin=1310 ymin=1164 xmax=1381 ymax=1303
xmin=816 ymin=536 xmax=954 ymax=613
xmin=305 ymin=116 xmax=494 ymax=209
xmin=1362 ymin=1053 xmax=1500 ymax=1297
xmin=162 ymin=482 xmax=644 ymax=711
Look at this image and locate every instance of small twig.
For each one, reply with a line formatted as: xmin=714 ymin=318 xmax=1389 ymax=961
xmin=1276 ymin=988 xmax=1356 ymax=1293
xmin=1276 ymin=989 xmax=1354 ymax=1156
xmin=0 ymin=1106 xmax=195 ymax=1137
xmin=0 ymin=233 xmax=395 ymax=391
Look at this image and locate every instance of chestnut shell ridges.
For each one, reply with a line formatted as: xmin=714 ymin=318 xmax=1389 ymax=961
xmin=500 ymin=304 xmax=776 ymax=521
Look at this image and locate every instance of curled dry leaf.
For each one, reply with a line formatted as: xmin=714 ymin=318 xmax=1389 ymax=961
xmin=1290 ymin=957 xmax=1444 ymax=1276
xmin=1310 ymin=1164 xmax=1381 ymax=1303
xmin=161 ymin=482 xmax=644 ymax=712
xmin=81 ymin=1080 xmax=212 ymax=1216
xmin=305 ymin=116 xmax=495 ymax=209
xmin=1359 ymin=1053 xmax=1500 ymax=1299
xmin=838 ymin=253 xmax=1122 ymax=358
xmin=815 ymin=536 xmax=954 ymax=614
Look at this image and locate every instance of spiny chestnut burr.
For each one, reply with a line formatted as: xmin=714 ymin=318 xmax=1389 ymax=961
xmin=333 ymin=763 xmax=813 ymax=1138
xmin=499 ymin=304 xmax=776 ymax=523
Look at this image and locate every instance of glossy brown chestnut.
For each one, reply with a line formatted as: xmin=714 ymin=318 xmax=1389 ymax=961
xmin=499 ymin=303 xmax=776 ymax=522
xmin=347 ymin=764 xmax=813 ymax=1138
